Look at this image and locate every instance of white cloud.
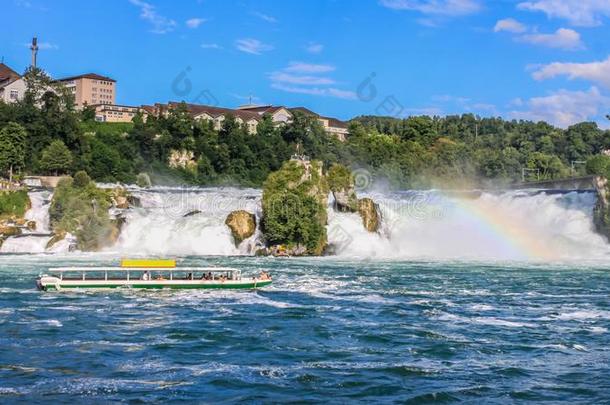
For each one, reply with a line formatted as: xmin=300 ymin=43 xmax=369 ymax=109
xmin=186 ymin=18 xmax=206 ymax=28
xmin=284 ymin=62 xmax=335 ymax=74
xmin=252 ymin=11 xmax=277 ymax=23
xmin=270 ymin=72 xmax=336 ymax=86
xmin=517 ymin=0 xmax=610 ymax=27
xmin=271 ymin=83 xmax=357 ymax=100
xmin=494 ymin=18 xmax=527 ymax=33
xmin=201 ymin=43 xmax=221 ymax=49
xmin=129 ymin=0 xmax=176 ymax=34
xmin=270 ymin=62 xmax=355 ymax=100
xmin=305 ymin=42 xmax=324 ymax=54
xmin=432 ymin=94 xmax=470 ymax=104
xmin=379 ymin=0 xmax=481 ymax=16
xmin=532 ymin=56 xmax=610 ymax=89
xmin=510 ymin=87 xmax=610 ymax=127
xmin=234 ymin=38 xmax=273 ymax=55
xmin=24 ymin=41 xmax=58 ymax=50
xmin=518 ymin=28 xmax=584 ymax=50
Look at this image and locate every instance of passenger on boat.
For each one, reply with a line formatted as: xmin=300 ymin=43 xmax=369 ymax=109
xmin=186 ymin=272 xmax=193 ymax=280
xmin=259 ymin=271 xmax=271 ymax=280
xmin=141 ymin=271 xmax=150 ymax=281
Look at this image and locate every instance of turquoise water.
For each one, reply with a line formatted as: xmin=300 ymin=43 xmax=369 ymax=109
xmin=1 ymin=255 xmax=610 ymax=403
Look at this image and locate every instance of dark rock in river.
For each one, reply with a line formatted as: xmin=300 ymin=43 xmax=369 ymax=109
xmin=225 ymin=210 xmax=256 ymax=246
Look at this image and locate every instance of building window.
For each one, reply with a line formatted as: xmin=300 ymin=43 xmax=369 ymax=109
xmin=9 ymin=90 xmax=19 ymax=100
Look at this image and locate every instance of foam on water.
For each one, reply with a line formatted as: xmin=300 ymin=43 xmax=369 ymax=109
xmin=4 ymin=187 xmax=610 ymax=261
xmin=112 ymin=187 xmax=261 ymax=256
xmin=329 ymin=190 xmax=610 ymax=261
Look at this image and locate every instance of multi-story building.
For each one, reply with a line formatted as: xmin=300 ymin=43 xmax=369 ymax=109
xmin=0 ymin=63 xmax=27 ymax=104
xmin=166 ymin=102 xmax=262 ymax=134
xmin=93 ymin=104 xmax=146 ymax=123
xmin=152 ymin=102 xmax=350 ymax=140
xmin=58 ymin=73 xmax=116 ymax=108
xmin=240 ymin=105 xmax=350 ymax=141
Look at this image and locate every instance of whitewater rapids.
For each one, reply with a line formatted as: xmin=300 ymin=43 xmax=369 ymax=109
xmin=3 ymin=187 xmax=610 ymax=262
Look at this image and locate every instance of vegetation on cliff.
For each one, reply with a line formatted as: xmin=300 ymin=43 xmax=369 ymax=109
xmin=0 ymin=189 xmax=30 ymax=218
xmin=49 ymin=171 xmax=118 ymax=251
xmin=261 ymin=160 xmax=329 ymax=255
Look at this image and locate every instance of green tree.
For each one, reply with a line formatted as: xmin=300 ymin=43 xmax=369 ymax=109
xmin=585 ymin=155 xmax=610 ymax=178
xmin=0 ymin=122 xmax=27 ymax=181
xmin=39 ymin=140 xmax=73 ymax=175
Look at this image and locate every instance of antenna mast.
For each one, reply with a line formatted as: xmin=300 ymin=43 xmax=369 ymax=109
xmin=30 ymin=37 xmax=39 ymax=68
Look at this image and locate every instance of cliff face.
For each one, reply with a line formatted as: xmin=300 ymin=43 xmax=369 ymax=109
xmin=261 ymin=159 xmax=329 ymax=256
xmin=593 ymin=176 xmax=610 ymax=241
xmin=327 ymin=164 xmax=358 ymax=213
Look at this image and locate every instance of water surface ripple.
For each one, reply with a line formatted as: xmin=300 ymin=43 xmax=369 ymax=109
xmin=0 ymin=256 xmax=609 ymax=403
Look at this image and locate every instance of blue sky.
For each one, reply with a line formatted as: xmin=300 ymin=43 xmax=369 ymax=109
xmin=2 ymin=0 xmax=610 ymax=127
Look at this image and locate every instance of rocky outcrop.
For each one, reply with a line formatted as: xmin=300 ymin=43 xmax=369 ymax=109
xmin=358 ymin=198 xmax=381 ymax=233
xmin=593 ymin=176 xmax=610 ymax=240
xmin=0 ymin=225 xmax=22 ymax=237
xmin=108 ymin=187 xmax=140 ymax=209
xmin=46 ymin=231 xmax=66 ymax=250
xmin=225 ymin=210 xmax=256 ymax=246
xmin=256 ymin=244 xmax=307 ymax=257
xmin=50 ymin=173 xmax=118 ymax=252
xmin=328 ymin=164 xmax=358 ymax=212
xmin=168 ymin=149 xmax=197 ymax=170
xmin=262 ymin=159 xmax=329 ymax=256
xmin=136 ymin=172 xmax=152 ymax=188
xmin=333 ymin=190 xmax=358 ymax=213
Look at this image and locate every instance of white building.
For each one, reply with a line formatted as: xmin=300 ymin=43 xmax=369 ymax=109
xmin=0 ymin=63 xmax=26 ymax=103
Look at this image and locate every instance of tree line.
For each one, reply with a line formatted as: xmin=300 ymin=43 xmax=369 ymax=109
xmin=0 ymin=67 xmax=609 ymax=188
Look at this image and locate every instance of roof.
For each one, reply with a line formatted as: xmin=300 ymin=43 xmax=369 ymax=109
xmin=168 ymin=102 xmax=262 ymax=122
xmin=290 ymin=107 xmax=348 ymax=129
xmin=0 ymin=63 xmax=21 ymax=88
xmin=238 ymin=105 xmax=288 ymax=115
xmin=91 ymin=103 xmax=141 ymax=109
xmin=322 ymin=116 xmax=348 ymax=129
xmin=289 ymin=106 xmax=320 ymax=117
xmin=58 ymin=73 xmax=116 ymax=82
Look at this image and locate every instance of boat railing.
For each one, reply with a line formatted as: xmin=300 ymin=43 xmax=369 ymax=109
xmin=46 ymin=267 xmax=242 ymax=281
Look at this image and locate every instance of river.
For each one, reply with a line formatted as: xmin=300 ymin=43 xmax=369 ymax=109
xmin=0 ymin=188 xmax=609 ymax=402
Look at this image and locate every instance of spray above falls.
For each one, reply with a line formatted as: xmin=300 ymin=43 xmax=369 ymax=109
xmin=4 ymin=187 xmax=610 ymax=262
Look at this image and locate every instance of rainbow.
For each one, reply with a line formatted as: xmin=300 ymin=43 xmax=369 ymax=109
xmin=447 ymin=195 xmax=554 ymax=261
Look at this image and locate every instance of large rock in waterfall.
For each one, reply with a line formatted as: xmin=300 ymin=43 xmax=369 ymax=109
xmin=225 ymin=210 xmax=256 ymax=246
xmin=327 ymin=164 xmax=358 ymax=213
xmin=261 ymin=158 xmax=329 ymax=256
xmin=593 ymin=176 xmax=610 ymax=240
xmin=358 ymin=198 xmax=381 ymax=233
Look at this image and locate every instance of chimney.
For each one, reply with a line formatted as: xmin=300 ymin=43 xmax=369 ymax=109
xmin=30 ymin=37 xmax=39 ymax=68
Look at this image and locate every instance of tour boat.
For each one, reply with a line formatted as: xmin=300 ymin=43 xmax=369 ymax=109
xmin=36 ymin=259 xmax=272 ymax=291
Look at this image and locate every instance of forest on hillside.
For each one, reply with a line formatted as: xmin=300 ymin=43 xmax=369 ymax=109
xmin=1 ymin=68 xmax=609 ymax=189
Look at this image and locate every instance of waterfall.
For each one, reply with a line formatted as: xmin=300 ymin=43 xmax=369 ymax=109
xmin=113 ymin=187 xmax=262 ymax=256
xmin=0 ymin=190 xmax=55 ymax=253
xmin=2 ymin=186 xmax=609 ymax=261
xmin=328 ymin=190 xmax=610 ymax=261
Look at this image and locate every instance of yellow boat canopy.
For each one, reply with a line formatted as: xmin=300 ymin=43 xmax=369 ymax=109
xmin=120 ymin=259 xmax=176 ymax=268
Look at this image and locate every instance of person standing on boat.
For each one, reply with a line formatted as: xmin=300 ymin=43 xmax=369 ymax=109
xmin=141 ymin=271 xmax=150 ymax=281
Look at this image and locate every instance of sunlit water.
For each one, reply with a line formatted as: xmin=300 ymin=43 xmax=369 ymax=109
xmin=1 ymin=254 xmax=609 ymax=403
